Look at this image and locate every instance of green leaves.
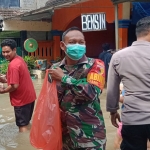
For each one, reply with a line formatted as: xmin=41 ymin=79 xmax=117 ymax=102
xmin=23 ymin=56 xmax=36 ymax=73
xmin=0 ymin=60 xmax=8 ymax=75
xmin=0 ymin=56 xmax=37 ymax=75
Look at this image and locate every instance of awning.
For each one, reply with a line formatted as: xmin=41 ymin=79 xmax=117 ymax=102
xmin=112 ymin=0 xmax=150 ymax=4
xmin=4 ymin=0 xmax=89 ymax=21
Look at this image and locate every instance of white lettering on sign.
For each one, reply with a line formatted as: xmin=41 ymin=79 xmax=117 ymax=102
xmin=81 ymin=13 xmax=106 ymax=32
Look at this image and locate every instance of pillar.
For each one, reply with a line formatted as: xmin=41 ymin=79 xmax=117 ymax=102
xmin=118 ymin=20 xmax=131 ymax=49
xmin=115 ymin=4 xmax=119 ymax=50
xmin=118 ymin=2 xmax=131 ymax=49
xmin=51 ymin=30 xmax=63 ymax=61
xmin=20 ymin=30 xmax=27 ymax=56
xmin=122 ymin=2 xmax=130 ymax=19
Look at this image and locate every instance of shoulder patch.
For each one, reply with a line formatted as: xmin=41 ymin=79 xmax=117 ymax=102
xmin=87 ymin=59 xmax=105 ymax=90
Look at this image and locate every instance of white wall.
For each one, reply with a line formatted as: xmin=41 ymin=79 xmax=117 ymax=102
xmin=20 ymin=0 xmax=49 ymax=10
xmin=36 ymin=0 xmax=48 ymax=9
xmin=3 ymin=20 xmax=51 ymax=31
xmin=20 ymin=0 xmax=37 ymax=10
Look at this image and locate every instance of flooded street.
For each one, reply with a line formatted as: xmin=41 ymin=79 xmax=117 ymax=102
xmin=0 ymin=79 xmax=117 ymax=150
xmin=0 ymin=79 xmax=42 ymax=150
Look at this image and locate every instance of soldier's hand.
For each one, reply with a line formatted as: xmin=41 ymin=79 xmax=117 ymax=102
xmin=110 ymin=112 xmax=121 ymax=128
xmin=48 ymin=67 xmax=64 ymax=81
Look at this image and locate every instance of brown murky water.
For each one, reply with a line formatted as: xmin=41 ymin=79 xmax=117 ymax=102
xmin=0 ymin=79 xmax=117 ymax=150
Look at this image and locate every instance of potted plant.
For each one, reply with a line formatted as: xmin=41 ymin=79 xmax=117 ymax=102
xmin=23 ymin=56 xmax=36 ymax=74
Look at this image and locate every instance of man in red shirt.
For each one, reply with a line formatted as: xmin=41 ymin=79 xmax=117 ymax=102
xmin=0 ymin=39 xmax=36 ymax=132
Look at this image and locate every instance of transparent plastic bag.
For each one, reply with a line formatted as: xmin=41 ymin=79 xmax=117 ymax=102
xmin=30 ymin=71 xmax=62 ymax=150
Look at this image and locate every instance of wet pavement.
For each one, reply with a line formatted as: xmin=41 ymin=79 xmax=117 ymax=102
xmin=0 ymin=79 xmax=117 ymax=150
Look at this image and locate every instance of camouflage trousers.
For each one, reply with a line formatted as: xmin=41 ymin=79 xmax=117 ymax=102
xmin=62 ymin=133 xmax=106 ymax=150
xmin=63 ymin=145 xmax=106 ymax=150
xmin=62 ymin=147 xmax=105 ymax=150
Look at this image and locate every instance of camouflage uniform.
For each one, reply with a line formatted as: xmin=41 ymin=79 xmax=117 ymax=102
xmin=53 ymin=55 xmax=106 ymax=150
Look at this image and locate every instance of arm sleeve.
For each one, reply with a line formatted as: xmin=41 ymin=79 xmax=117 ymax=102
xmin=106 ymin=55 xmax=121 ymax=112
xmin=61 ymin=75 xmax=101 ymax=102
xmin=8 ymin=67 xmax=19 ymax=85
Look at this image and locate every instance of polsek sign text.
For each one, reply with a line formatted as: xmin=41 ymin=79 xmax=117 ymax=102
xmin=81 ymin=13 xmax=106 ymax=32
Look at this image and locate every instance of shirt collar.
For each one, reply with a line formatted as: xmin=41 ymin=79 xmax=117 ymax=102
xmin=132 ymin=40 xmax=150 ymax=46
xmin=59 ymin=55 xmax=88 ymax=67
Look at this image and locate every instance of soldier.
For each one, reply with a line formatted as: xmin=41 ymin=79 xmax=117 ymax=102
xmin=48 ymin=27 xmax=106 ymax=150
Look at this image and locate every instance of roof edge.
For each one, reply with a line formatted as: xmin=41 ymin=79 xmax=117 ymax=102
xmin=4 ymin=0 xmax=89 ymax=20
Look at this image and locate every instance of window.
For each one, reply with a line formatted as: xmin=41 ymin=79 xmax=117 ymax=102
xmin=0 ymin=0 xmax=20 ymax=8
xmin=10 ymin=0 xmax=20 ymax=7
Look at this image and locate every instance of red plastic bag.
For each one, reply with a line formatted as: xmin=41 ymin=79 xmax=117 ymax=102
xmin=30 ymin=71 xmax=62 ymax=150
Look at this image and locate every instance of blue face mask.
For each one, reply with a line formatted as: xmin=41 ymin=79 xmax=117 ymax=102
xmin=65 ymin=43 xmax=86 ymax=60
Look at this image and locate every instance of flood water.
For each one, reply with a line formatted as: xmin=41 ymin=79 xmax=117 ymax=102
xmin=0 ymin=79 xmax=116 ymax=150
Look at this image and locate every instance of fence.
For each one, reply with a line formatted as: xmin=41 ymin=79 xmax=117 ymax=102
xmin=28 ymin=41 xmax=53 ymax=62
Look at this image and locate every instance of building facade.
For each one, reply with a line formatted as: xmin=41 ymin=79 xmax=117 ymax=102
xmin=1 ymin=0 xmax=135 ymax=62
xmin=0 ymin=0 xmax=49 ymax=19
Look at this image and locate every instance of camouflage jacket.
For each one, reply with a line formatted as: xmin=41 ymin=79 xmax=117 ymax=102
xmin=53 ymin=55 xmax=106 ymax=150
